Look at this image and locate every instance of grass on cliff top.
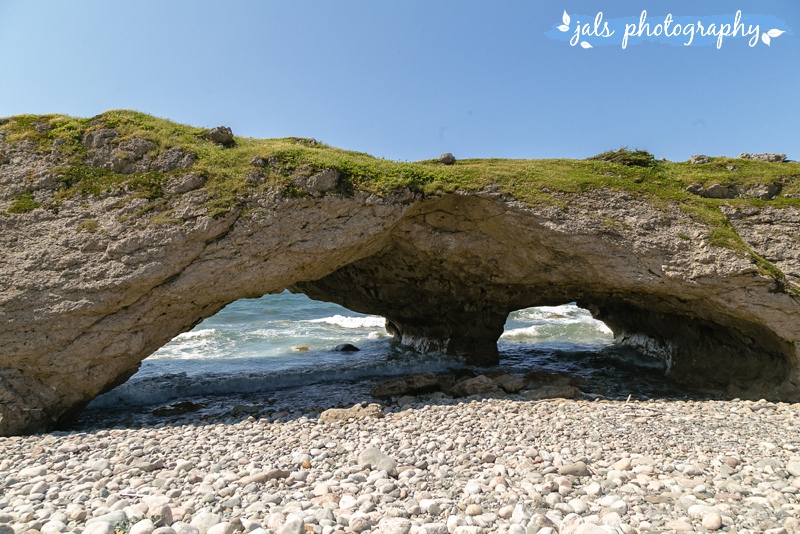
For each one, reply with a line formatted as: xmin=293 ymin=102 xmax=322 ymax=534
xmin=2 ymin=110 xmax=798 ymax=227
xmin=2 ymin=110 xmax=797 ymax=208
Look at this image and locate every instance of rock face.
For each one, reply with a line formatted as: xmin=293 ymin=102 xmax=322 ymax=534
xmin=2 ymin=121 xmax=800 ymax=436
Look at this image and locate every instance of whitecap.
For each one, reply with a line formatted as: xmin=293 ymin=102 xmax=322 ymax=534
xmin=306 ymin=315 xmax=385 ymax=329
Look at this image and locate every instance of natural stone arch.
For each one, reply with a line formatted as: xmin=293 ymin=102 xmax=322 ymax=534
xmin=4 ymin=125 xmax=800 ymax=437
xmin=3 ymin=188 xmax=800 ymax=437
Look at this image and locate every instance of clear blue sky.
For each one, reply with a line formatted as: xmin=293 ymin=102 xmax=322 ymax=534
xmin=1 ymin=0 xmax=798 ymax=161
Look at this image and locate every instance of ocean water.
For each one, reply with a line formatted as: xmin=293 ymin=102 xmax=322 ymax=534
xmin=85 ymin=291 xmax=699 ymax=420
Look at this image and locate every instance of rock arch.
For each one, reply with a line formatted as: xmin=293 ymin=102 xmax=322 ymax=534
xmin=3 ymin=187 xmax=800 ymax=436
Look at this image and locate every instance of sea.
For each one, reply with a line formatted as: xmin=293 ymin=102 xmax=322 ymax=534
xmin=80 ymin=291 xmax=710 ymax=426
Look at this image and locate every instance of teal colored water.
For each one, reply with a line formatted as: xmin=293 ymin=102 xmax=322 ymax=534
xmin=88 ymin=291 xmax=694 ymax=412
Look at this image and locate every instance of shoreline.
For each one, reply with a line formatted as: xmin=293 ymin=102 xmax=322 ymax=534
xmin=3 ymin=395 xmax=799 ymax=534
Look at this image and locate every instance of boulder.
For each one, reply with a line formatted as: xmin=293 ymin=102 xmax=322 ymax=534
xmin=491 ymin=373 xmax=527 ymax=393
xmin=690 ymin=155 xmax=710 ymax=165
xmin=332 ymin=343 xmax=359 ymax=352
xmin=438 ymin=153 xmax=456 ymax=165
xmin=450 ymin=375 xmax=503 ymax=397
xmin=370 ymin=372 xmax=440 ymax=399
xmin=204 ymin=126 xmax=234 ymax=146
xmin=293 ymin=168 xmax=339 ymax=196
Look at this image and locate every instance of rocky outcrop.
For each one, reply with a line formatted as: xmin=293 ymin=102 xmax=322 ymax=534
xmin=1 ymin=115 xmax=800 ymax=436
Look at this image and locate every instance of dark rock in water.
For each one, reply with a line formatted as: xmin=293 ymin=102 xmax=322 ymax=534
xmin=370 ymin=372 xmax=440 ymax=399
xmin=452 ymin=368 xmax=477 ymax=380
xmin=204 ymin=126 xmax=234 ymax=146
xmin=152 ymin=401 xmax=205 ymax=416
xmin=333 ymin=343 xmax=360 ymax=352
xmin=439 ymin=153 xmax=456 ymax=165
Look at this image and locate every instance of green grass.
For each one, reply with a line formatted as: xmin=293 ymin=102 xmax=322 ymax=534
xmin=6 ymin=193 xmax=41 ymax=213
xmin=2 ymin=110 xmax=799 ymax=286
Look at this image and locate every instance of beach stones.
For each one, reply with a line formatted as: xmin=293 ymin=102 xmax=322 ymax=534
xmin=0 ymin=394 xmax=798 ymax=533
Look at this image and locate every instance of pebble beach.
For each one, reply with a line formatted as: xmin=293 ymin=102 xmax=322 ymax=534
xmin=2 ymin=394 xmax=800 ymax=534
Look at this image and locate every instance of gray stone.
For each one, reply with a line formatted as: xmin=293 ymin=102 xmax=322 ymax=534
xmin=250 ymin=156 xmax=267 ymax=168
xmin=438 ymin=153 xmax=456 ymax=165
xmin=690 ymin=155 xmax=711 ymax=165
xmin=294 ymin=168 xmax=339 ymax=196
xmin=558 ymin=461 xmax=590 ymax=476
xmin=358 ymin=447 xmax=397 ymax=476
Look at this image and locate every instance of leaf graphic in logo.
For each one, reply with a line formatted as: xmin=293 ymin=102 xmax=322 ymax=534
xmin=558 ymin=24 xmax=569 ymax=32
xmin=767 ymin=29 xmax=785 ymax=38
xmin=562 ymin=10 xmax=570 ymax=25
xmin=762 ymin=33 xmax=771 ymax=46
xmin=580 ymin=41 xmax=593 ymax=49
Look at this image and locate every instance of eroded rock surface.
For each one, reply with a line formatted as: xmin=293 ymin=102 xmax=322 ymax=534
xmin=2 ymin=132 xmax=800 ymax=435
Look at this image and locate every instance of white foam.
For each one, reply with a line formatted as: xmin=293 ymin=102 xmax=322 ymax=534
xmin=307 ymin=315 xmax=385 ymax=329
xmin=174 ymin=328 xmax=217 ymax=339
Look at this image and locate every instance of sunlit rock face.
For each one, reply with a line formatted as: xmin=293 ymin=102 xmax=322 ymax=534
xmin=2 ymin=135 xmax=800 ymax=436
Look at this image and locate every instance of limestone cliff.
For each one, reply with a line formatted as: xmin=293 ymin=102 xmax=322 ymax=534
xmin=1 ymin=111 xmax=799 ymax=436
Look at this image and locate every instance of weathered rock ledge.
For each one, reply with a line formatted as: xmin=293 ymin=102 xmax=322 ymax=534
xmin=2 ymin=114 xmax=800 ymax=436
